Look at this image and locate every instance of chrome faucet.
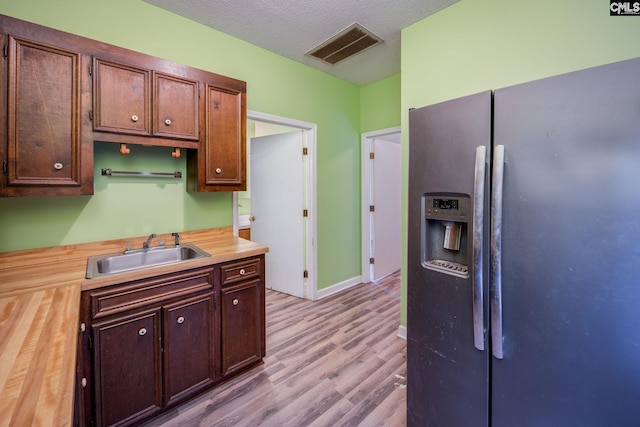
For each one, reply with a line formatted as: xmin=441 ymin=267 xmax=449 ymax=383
xmin=172 ymin=232 xmax=180 ymax=247
xmin=143 ymin=233 xmax=156 ymax=249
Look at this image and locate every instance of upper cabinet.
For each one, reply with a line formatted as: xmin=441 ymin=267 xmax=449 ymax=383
xmin=0 ymin=19 xmax=94 ymax=197
xmin=187 ymin=83 xmax=247 ymax=192
xmin=153 ymin=72 xmax=199 ymax=141
xmin=92 ymin=58 xmax=200 ymax=143
xmin=0 ymin=14 xmax=246 ymax=196
xmin=92 ymin=59 xmax=152 ymax=137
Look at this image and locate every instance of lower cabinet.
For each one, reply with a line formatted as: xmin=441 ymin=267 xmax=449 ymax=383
xmin=220 ymin=256 xmax=265 ymax=377
xmin=163 ymin=294 xmax=216 ymax=405
xmin=92 ymin=309 xmax=163 ymax=426
xmin=221 ymin=278 xmax=263 ymax=376
xmin=76 ymin=256 xmax=265 ymax=427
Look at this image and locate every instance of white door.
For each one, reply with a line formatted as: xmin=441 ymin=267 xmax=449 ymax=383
xmin=251 ymin=131 xmax=305 ymax=298
xmin=371 ymin=136 xmax=401 ymax=281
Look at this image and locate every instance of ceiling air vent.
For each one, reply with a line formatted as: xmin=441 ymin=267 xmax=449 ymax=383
xmin=306 ymin=23 xmax=382 ymax=65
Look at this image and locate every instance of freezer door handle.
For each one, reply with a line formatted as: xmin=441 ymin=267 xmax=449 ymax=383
xmin=490 ymin=145 xmax=505 ymax=359
xmin=472 ymin=146 xmax=487 ymax=351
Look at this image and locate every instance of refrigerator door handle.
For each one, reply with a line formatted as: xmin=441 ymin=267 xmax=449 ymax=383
xmin=490 ymin=145 xmax=505 ymax=359
xmin=472 ymin=146 xmax=486 ymax=351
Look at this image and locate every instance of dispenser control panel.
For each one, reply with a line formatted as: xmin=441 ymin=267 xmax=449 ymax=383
xmin=433 ymin=199 xmax=458 ymax=210
xmin=425 ymin=195 xmax=469 ymax=221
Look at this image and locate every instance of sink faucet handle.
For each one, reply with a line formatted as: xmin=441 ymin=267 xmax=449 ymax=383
xmin=172 ymin=232 xmax=180 ymax=246
xmin=143 ymin=233 xmax=156 ymax=249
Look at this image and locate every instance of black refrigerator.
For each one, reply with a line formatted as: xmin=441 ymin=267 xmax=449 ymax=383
xmin=407 ymin=57 xmax=640 ymax=426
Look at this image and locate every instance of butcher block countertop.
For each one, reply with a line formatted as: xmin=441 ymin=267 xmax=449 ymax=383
xmin=0 ymin=227 xmax=268 ymax=427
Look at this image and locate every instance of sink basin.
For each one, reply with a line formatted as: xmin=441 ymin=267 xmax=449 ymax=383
xmin=86 ymin=243 xmax=210 ymax=279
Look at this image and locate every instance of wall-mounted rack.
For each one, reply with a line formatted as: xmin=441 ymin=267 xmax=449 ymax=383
xmin=101 ymin=169 xmax=182 ymax=178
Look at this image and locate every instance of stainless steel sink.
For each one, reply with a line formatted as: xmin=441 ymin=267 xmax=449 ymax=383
xmin=86 ymin=243 xmax=210 ymax=279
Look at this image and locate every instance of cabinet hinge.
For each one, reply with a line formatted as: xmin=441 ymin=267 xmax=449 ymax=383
xmin=304 ymin=270 xmax=308 ymax=278
xmin=303 ymin=147 xmax=308 ymax=156
xmin=88 ymin=336 xmax=93 ymax=350
xmin=88 ymin=64 xmax=92 ymax=76
xmin=369 ymin=205 xmax=375 ymax=212
xmin=303 ymin=209 xmax=308 ymax=217
xmin=370 ymin=152 xmax=375 ymax=160
xmin=3 ymin=46 xmax=7 ymax=58
xmin=370 ymin=257 xmax=375 ymax=264
xmin=88 ymin=110 xmax=93 ymax=121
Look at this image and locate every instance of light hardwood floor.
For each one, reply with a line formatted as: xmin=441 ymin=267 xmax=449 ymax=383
xmin=144 ymin=271 xmax=406 ymax=427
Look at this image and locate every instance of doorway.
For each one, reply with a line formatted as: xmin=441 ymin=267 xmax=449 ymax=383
xmin=361 ymin=127 xmax=402 ymax=283
xmin=233 ymin=111 xmax=317 ymax=300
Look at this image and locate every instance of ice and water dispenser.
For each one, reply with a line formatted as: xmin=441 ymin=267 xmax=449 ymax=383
xmin=422 ymin=194 xmax=470 ymax=277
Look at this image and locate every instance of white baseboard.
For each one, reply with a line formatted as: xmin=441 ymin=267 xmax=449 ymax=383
xmin=397 ymin=325 xmax=407 ymax=340
xmin=315 ymin=276 xmax=362 ymax=300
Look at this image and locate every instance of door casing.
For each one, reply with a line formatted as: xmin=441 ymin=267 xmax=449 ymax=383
xmin=233 ymin=110 xmax=317 ymax=300
xmin=361 ymin=126 xmax=402 ymax=284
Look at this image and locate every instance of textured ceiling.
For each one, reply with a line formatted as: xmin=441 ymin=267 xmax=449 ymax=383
xmin=143 ymin=0 xmax=458 ymax=86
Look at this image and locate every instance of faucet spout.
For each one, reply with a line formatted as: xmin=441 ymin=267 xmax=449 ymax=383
xmin=172 ymin=232 xmax=180 ymax=247
xmin=143 ymin=233 xmax=156 ymax=249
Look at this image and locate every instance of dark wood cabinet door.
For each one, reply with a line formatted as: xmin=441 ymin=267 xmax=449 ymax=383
xmin=3 ymin=35 xmax=92 ymax=195
xmin=202 ymin=84 xmax=246 ymax=190
xmin=93 ymin=58 xmax=151 ymax=136
xmin=92 ymin=309 xmax=162 ymax=427
xmin=153 ymin=72 xmax=199 ymax=141
xmin=221 ymin=278 xmax=263 ymax=376
xmin=163 ymin=293 xmax=217 ymax=406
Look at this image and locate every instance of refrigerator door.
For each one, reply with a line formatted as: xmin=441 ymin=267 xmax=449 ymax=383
xmin=407 ymin=91 xmax=491 ymax=426
xmin=492 ymin=58 xmax=640 ymax=426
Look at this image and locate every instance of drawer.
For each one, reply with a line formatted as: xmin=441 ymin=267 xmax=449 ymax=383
xmin=220 ymin=257 xmax=261 ymax=286
xmin=89 ymin=267 xmax=214 ymax=319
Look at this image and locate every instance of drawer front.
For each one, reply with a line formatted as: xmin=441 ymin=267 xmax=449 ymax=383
xmin=220 ymin=257 xmax=261 ymax=286
xmin=89 ymin=267 xmax=214 ymax=319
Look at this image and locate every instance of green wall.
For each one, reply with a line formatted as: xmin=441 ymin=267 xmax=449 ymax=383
xmin=400 ymin=0 xmax=640 ymax=324
xmin=360 ymin=73 xmax=400 ymax=133
xmin=0 ymin=0 xmax=364 ymax=291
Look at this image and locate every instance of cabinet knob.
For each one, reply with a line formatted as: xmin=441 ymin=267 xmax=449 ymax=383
xmin=165 ymin=119 xmax=172 ymax=126
xmin=53 ymin=162 xmax=63 ymax=170
xmin=177 ymin=316 xmax=185 ymax=324
xmin=239 ymin=268 xmax=246 ymax=276
xmin=138 ymin=327 xmax=147 ymax=336
xmin=131 ymin=115 xmax=139 ymax=122
xmin=215 ymin=168 xmax=222 ymax=174
xmin=232 ymin=298 xmax=239 ymax=306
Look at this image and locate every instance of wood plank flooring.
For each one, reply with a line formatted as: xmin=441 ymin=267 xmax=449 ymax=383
xmin=144 ymin=271 xmax=406 ymax=427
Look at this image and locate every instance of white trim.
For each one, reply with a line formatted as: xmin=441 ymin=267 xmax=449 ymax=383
xmin=361 ymin=126 xmax=401 ymax=284
xmin=233 ymin=110 xmax=318 ymax=300
xmin=232 ymin=193 xmax=239 ymax=237
xmin=397 ymin=325 xmax=407 ymax=340
xmin=315 ymin=276 xmax=363 ymax=300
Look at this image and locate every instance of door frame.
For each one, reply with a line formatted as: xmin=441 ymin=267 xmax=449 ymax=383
xmin=361 ymin=126 xmax=401 ymax=284
xmin=232 ymin=110 xmax=318 ymax=300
